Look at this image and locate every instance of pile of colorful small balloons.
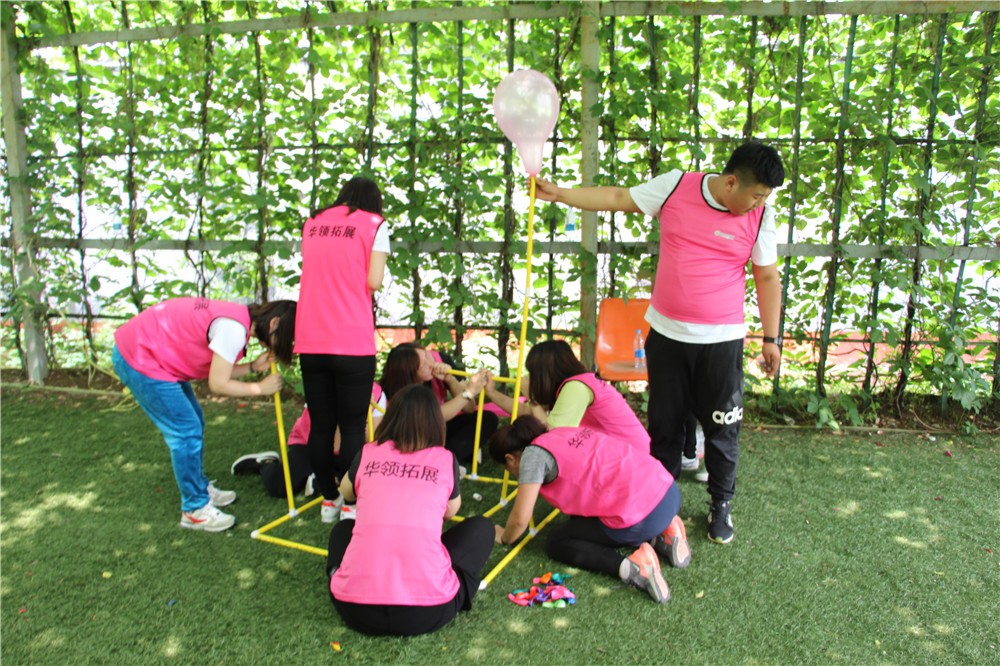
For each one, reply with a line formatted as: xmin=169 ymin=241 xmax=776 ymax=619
xmin=508 ymin=572 xmax=576 ymax=608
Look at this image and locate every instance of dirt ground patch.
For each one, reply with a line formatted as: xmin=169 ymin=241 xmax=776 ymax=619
xmin=0 ymin=368 xmax=304 ymax=406
xmin=3 ymin=367 xmax=997 ymax=433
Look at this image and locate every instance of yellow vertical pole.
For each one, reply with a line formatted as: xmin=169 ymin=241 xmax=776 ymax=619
xmin=478 ymin=175 xmax=550 ymax=587
xmin=500 ymin=175 xmax=537 ymax=504
xmin=270 ymin=362 xmax=295 ymax=513
xmin=468 ymin=389 xmax=486 ymax=478
xmin=508 ymin=175 xmax=537 ymax=419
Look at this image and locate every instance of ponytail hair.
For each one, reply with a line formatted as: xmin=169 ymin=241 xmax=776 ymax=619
xmin=248 ymin=300 xmax=296 ymax=365
xmin=487 ymin=415 xmax=548 ymax=465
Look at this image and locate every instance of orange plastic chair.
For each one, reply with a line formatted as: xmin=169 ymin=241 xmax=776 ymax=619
xmin=594 ymin=297 xmax=651 ymax=382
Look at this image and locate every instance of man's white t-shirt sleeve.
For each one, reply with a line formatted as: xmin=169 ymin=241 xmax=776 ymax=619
xmin=628 ymin=169 xmax=683 ymax=218
xmin=207 ymin=318 xmax=249 ymax=364
xmin=751 ymin=205 xmax=778 ymax=266
xmin=373 ymin=222 xmax=391 ymax=254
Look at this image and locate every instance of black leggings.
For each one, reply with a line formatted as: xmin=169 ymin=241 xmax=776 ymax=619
xmin=326 ymin=516 xmax=494 ymax=636
xmin=259 ymin=446 xmax=311 ymax=498
xmin=300 ymin=354 xmax=376 ymax=499
xmin=446 ymin=412 xmax=499 ymax=465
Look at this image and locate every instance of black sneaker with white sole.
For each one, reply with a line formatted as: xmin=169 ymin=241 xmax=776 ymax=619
xmin=708 ymin=500 xmax=734 ymax=544
xmin=231 ymin=451 xmax=280 ymax=475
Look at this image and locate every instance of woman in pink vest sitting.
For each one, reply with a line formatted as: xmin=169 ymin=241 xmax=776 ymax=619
xmin=112 ymin=298 xmax=296 ymax=533
xmin=379 ymin=343 xmax=493 ymax=465
xmin=488 ymin=416 xmax=690 ymax=604
xmin=326 ymin=385 xmax=494 ymax=636
xmin=485 ymin=339 xmax=650 ymax=452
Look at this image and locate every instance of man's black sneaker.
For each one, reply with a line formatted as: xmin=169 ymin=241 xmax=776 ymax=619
xmin=708 ymin=500 xmax=734 ymax=544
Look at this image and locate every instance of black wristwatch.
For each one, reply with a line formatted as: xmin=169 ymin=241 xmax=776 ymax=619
xmin=762 ymin=336 xmax=782 ymax=348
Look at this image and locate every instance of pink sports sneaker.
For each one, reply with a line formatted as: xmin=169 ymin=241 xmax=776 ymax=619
xmin=623 ymin=542 xmax=670 ymax=603
xmin=652 ymin=515 xmax=691 ymax=569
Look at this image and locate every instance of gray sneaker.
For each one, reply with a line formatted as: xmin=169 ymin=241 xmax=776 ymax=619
xmin=650 ymin=515 xmax=691 ymax=568
xmin=231 ymin=451 xmax=279 ymax=475
xmin=321 ymin=497 xmax=343 ymax=523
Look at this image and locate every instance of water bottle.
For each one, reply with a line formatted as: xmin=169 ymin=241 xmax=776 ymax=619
xmin=633 ymin=329 xmax=647 ymax=370
xmin=564 ymin=208 xmax=576 ymax=234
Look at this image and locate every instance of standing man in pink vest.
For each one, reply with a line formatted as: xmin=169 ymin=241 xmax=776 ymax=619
xmin=535 ymin=141 xmax=785 ymax=545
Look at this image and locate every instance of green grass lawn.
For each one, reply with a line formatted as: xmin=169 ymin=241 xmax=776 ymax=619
xmin=2 ymin=386 xmax=997 ymax=665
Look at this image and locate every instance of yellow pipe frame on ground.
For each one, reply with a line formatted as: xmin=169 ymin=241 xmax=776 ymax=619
xmin=252 ymin=365 xmax=385 ymax=557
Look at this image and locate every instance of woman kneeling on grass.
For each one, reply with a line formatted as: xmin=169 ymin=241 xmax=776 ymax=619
xmin=488 ymin=416 xmax=690 ymax=604
xmin=112 ymin=297 xmax=296 ymax=533
xmin=485 ymin=339 xmax=650 ymax=451
xmin=326 ymin=384 xmax=494 ymax=636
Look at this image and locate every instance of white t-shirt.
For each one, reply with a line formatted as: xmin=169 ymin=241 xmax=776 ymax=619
xmin=628 ymin=170 xmax=778 ymax=344
xmin=373 ymin=222 xmax=391 ymax=253
xmin=372 ymin=389 xmax=388 ymax=414
xmin=207 ymin=318 xmax=249 ymax=364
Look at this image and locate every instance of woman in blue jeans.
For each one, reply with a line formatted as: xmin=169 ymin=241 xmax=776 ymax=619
xmin=112 ymin=297 xmax=296 ymax=532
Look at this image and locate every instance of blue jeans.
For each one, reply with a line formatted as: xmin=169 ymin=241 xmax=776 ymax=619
xmin=112 ymin=346 xmax=210 ymax=512
xmin=602 ymin=482 xmax=681 ymax=545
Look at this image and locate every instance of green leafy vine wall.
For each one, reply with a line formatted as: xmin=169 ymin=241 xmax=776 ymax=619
xmin=2 ymin=1 xmax=998 ymax=424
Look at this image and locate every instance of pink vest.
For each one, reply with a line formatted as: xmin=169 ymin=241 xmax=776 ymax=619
xmin=295 ymin=206 xmax=383 ymax=355
xmin=329 ymin=441 xmax=459 ymax=606
xmin=558 ymin=373 xmax=650 ymax=453
xmin=651 ymin=173 xmax=763 ymax=324
xmin=532 ymin=427 xmax=673 ymax=530
xmin=114 ymin=298 xmax=250 ymax=382
xmin=287 ymin=409 xmax=311 ymax=447
xmin=289 ymin=384 xmax=384 ymax=447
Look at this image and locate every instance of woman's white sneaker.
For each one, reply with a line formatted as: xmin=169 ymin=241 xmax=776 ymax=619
xmin=321 ymin=497 xmax=344 ymax=523
xmin=207 ymin=482 xmax=237 ymax=507
xmin=681 ymin=455 xmax=700 ymax=471
xmin=180 ymin=504 xmax=235 ymax=532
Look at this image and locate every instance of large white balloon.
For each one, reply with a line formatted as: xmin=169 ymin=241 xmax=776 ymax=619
xmin=492 ymin=70 xmax=560 ymax=176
